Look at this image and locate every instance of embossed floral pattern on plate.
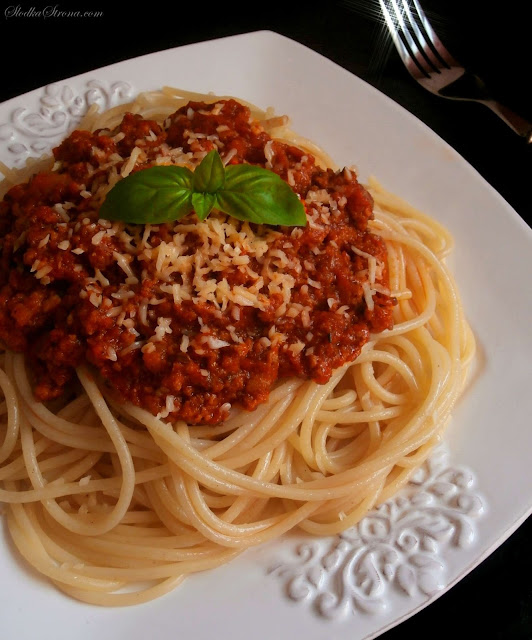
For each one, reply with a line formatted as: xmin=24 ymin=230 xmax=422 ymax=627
xmin=0 ymin=80 xmax=134 ymax=166
xmin=269 ymin=446 xmax=484 ymax=620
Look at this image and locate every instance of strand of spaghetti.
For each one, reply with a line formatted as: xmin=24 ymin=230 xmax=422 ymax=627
xmin=176 ymin=466 xmax=325 ymax=548
xmin=40 ymin=513 xmax=233 ymax=563
xmin=37 ymin=545 xmax=241 ymax=581
xmin=56 ymin=533 xmax=204 ymax=572
xmin=0 ymin=433 xmax=54 ymax=481
xmin=376 ymin=271 xmax=437 ymax=337
xmin=382 ymin=335 xmax=425 ymax=377
xmin=137 ymin=404 xmax=432 ymax=499
xmin=211 ymin=378 xmax=341 ymax=468
xmin=174 ymin=434 xmax=286 ymax=538
xmin=220 ymin=393 xmax=307 ymax=458
xmin=140 ymin=487 xmax=200 ymax=540
xmin=46 ymin=450 xmax=103 ymax=483
xmin=220 ymin=441 xmax=288 ymax=524
xmin=289 ymin=365 xmax=348 ymax=471
xmin=0 ymin=464 xmax=169 ymax=503
xmin=13 ymin=355 xmax=107 ymax=442
xmin=202 ymin=389 xmax=296 ymax=460
xmin=321 ymin=389 xmax=358 ymax=410
xmin=105 ymin=528 xmax=201 ymax=544
xmin=356 ymin=360 xmax=382 ymax=458
xmin=212 ymin=399 xmax=309 ymax=467
xmin=298 ymin=475 xmax=387 ymax=536
xmin=316 ymin=405 xmax=404 ymax=424
xmin=0 ymin=366 xmax=19 ymax=464
xmin=26 ymin=502 xmax=99 ymax=566
xmin=364 ymin=360 xmax=411 ymax=406
xmin=176 ymin=470 xmax=281 ymax=543
xmin=356 ymin=349 xmax=419 ymax=389
xmin=58 ymin=576 xmax=187 ymax=607
xmin=7 ymin=499 xmax=123 ymax=591
xmin=375 ymin=334 xmax=452 ymax=447
xmin=377 ymin=440 xmax=438 ymax=503
xmin=370 ymin=180 xmax=454 ymax=255
xmin=313 ymin=423 xmax=343 ymax=475
xmin=94 ymin=408 xmax=168 ymax=459
xmin=56 ymin=394 xmax=90 ymax=419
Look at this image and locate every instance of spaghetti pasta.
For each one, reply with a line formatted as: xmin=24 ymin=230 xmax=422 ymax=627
xmin=0 ymin=88 xmax=474 ymax=606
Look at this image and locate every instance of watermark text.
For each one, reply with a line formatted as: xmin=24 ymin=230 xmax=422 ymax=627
xmin=5 ymin=5 xmax=104 ymax=18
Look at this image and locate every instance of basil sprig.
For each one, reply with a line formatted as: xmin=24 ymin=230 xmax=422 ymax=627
xmin=99 ymin=150 xmax=307 ymax=227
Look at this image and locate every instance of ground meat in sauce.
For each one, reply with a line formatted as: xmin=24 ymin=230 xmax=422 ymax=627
xmin=0 ymin=99 xmax=395 ymax=424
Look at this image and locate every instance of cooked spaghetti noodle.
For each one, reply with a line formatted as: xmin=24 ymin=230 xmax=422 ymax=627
xmin=0 ymin=88 xmax=475 ymax=605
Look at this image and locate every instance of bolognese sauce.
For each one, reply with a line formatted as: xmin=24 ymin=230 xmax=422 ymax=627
xmin=0 ymin=99 xmax=395 ymax=424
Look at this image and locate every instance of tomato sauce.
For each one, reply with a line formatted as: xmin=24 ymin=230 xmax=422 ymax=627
xmin=0 ymin=99 xmax=395 ymax=424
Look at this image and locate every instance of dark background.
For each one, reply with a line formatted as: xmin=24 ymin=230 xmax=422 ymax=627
xmin=1 ymin=0 xmax=531 ymax=637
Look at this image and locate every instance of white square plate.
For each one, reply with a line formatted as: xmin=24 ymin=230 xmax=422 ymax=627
xmin=1 ymin=31 xmax=531 ymax=640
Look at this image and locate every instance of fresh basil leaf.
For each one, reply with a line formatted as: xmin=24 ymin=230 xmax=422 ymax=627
xmin=216 ymin=164 xmax=307 ymax=226
xmin=193 ymin=150 xmax=226 ymax=193
xmin=192 ymin=191 xmax=216 ymax=220
xmin=99 ymin=151 xmax=307 ymax=228
xmin=100 ymin=165 xmax=195 ymax=224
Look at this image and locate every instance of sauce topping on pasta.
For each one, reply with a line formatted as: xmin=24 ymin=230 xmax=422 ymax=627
xmin=0 ymin=99 xmax=395 ymax=424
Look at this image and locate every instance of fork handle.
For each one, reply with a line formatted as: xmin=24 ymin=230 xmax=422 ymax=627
xmin=484 ymin=100 xmax=532 ymax=143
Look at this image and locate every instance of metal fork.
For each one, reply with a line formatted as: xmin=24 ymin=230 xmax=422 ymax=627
xmin=379 ymin=0 xmax=532 ymax=143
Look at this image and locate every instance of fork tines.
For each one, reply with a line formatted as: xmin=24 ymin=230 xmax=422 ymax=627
xmin=379 ymin=0 xmax=532 ymax=141
xmin=379 ymin=0 xmax=459 ymax=80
